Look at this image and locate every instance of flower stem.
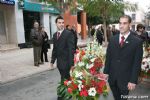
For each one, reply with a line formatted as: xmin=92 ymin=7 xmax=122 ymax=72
xmin=72 ymin=95 xmax=76 ymax=100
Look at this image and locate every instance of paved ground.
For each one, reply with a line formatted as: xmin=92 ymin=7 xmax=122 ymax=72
xmin=0 ymin=69 xmax=59 ymax=100
xmin=0 ymin=37 xmax=91 ymax=84
xmin=0 ymin=69 xmax=149 ymax=100
xmin=0 ymin=48 xmax=54 ymax=84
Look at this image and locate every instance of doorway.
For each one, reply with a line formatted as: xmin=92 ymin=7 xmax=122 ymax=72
xmin=0 ymin=11 xmax=6 ymax=44
xmin=23 ymin=10 xmax=40 ymax=42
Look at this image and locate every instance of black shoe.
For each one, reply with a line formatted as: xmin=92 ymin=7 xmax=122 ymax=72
xmin=34 ymin=64 xmax=39 ymax=67
xmin=45 ymin=60 xmax=49 ymax=62
xmin=39 ymin=62 xmax=44 ymax=64
xmin=57 ymin=97 xmax=62 ymax=100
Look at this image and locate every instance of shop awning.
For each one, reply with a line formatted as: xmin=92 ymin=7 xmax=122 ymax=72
xmin=23 ymin=1 xmax=60 ymax=14
xmin=0 ymin=0 xmax=15 ymax=5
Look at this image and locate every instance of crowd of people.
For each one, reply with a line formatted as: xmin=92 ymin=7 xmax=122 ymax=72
xmin=30 ymin=20 xmax=78 ymax=67
xmin=30 ymin=21 xmax=49 ymax=67
xmin=91 ymin=24 xmax=150 ymax=46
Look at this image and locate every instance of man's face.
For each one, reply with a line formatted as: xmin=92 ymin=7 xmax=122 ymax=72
xmin=119 ymin=17 xmax=131 ymax=34
xmin=56 ymin=19 xmax=64 ymax=31
xmin=34 ymin=22 xmax=39 ymax=29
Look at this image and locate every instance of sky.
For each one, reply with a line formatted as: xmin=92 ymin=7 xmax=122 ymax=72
xmin=125 ymin=0 xmax=150 ymax=12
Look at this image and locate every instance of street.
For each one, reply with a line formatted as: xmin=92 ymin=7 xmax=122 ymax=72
xmin=0 ymin=69 xmax=59 ymax=100
xmin=0 ymin=69 xmax=150 ymax=100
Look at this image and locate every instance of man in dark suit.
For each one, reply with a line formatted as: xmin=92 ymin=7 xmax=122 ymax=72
xmin=50 ymin=16 xmax=74 ymax=100
xmin=104 ymin=15 xmax=143 ymax=100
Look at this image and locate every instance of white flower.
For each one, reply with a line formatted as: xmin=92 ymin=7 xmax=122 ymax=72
xmin=78 ymin=84 xmax=83 ymax=91
xmin=90 ymin=58 xmax=96 ymax=63
xmin=75 ymin=71 xmax=83 ymax=78
xmin=78 ymin=62 xmax=85 ymax=67
xmin=88 ymin=87 xmax=97 ymax=96
xmin=77 ymin=80 xmax=82 ymax=84
xmin=67 ymin=81 xmax=72 ymax=86
xmin=86 ymin=64 xmax=94 ymax=69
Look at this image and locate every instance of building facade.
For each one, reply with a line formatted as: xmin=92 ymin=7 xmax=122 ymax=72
xmin=0 ymin=0 xmax=17 ymax=45
xmin=125 ymin=7 xmax=145 ymax=31
xmin=0 ymin=0 xmax=60 ymax=49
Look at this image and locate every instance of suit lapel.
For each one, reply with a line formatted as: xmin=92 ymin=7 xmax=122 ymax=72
xmin=114 ymin=34 xmax=120 ymax=49
xmin=121 ymin=33 xmax=132 ymax=48
xmin=57 ymin=30 xmax=65 ymax=42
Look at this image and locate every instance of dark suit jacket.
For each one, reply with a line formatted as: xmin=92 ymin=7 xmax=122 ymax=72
xmin=104 ymin=31 xmax=143 ymax=89
xmin=51 ymin=29 xmax=74 ymax=70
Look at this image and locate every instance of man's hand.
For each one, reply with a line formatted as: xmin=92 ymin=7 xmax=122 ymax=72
xmin=103 ymin=74 xmax=109 ymax=81
xmin=127 ymin=82 xmax=136 ymax=91
xmin=70 ymin=66 xmax=74 ymax=70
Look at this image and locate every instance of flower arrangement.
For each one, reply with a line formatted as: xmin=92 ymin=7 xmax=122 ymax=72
xmin=141 ymin=44 xmax=150 ymax=77
xmin=57 ymin=41 xmax=109 ymax=100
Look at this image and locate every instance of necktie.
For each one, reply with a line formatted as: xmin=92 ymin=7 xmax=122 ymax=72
xmin=120 ymin=36 xmax=125 ymax=47
xmin=57 ymin=32 xmax=60 ymax=39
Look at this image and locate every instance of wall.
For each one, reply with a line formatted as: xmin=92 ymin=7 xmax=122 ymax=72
xmin=40 ymin=13 xmax=51 ymax=39
xmin=0 ymin=4 xmax=18 ymax=44
xmin=15 ymin=1 xmax=25 ymax=44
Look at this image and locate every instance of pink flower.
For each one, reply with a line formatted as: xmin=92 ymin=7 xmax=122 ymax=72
xmin=68 ymin=88 xmax=73 ymax=93
xmin=64 ymin=80 xmax=69 ymax=86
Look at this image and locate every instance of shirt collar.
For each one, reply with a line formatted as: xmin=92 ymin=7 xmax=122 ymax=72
xmin=57 ymin=29 xmax=64 ymax=34
xmin=119 ymin=31 xmax=130 ymax=41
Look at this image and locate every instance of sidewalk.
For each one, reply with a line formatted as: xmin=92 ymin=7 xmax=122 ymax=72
xmin=0 ymin=48 xmax=54 ymax=84
xmin=0 ymin=37 xmax=91 ymax=84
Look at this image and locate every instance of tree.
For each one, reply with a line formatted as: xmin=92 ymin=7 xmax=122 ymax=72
xmin=39 ymin=0 xmax=76 ymax=14
xmin=77 ymin=0 xmax=137 ymax=44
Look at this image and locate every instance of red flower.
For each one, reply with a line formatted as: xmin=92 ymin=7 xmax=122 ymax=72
xmin=91 ymin=80 xmax=97 ymax=86
xmin=68 ymin=88 xmax=73 ymax=93
xmin=80 ymin=89 xmax=88 ymax=96
xmin=90 ymin=67 xmax=96 ymax=75
xmin=94 ymin=58 xmax=103 ymax=68
xmin=97 ymin=80 xmax=106 ymax=94
xmin=71 ymin=82 xmax=78 ymax=90
xmin=82 ymin=79 xmax=86 ymax=83
xmin=97 ymin=80 xmax=106 ymax=89
xmin=64 ymin=80 xmax=69 ymax=86
xmin=97 ymin=87 xmax=103 ymax=94
xmin=81 ymin=50 xmax=85 ymax=56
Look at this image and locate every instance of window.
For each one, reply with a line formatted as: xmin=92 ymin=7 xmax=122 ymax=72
xmin=132 ymin=14 xmax=136 ymax=21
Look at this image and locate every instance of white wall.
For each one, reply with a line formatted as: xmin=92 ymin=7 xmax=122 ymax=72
xmin=50 ymin=15 xmax=57 ymax=37
xmin=41 ymin=13 xmax=51 ymax=39
xmin=0 ymin=4 xmax=18 ymax=44
xmin=15 ymin=1 xmax=25 ymax=44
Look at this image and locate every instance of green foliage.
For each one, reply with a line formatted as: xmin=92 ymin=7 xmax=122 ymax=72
xmin=57 ymin=81 xmax=72 ymax=100
xmin=77 ymin=0 xmax=137 ymax=24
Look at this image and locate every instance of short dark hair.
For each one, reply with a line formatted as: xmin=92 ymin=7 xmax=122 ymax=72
xmin=136 ymin=24 xmax=144 ymax=31
xmin=66 ymin=25 xmax=70 ymax=29
xmin=55 ymin=15 xmax=64 ymax=23
xmin=119 ymin=15 xmax=132 ymax=23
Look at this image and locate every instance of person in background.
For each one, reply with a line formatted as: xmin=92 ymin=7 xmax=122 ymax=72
xmin=40 ymin=26 xmax=49 ymax=63
xmin=30 ymin=21 xmax=43 ymax=67
xmin=66 ymin=24 xmax=78 ymax=52
xmin=112 ymin=25 xmax=120 ymax=36
xmin=134 ymin=24 xmax=149 ymax=47
xmin=106 ymin=26 xmax=112 ymax=42
xmin=96 ymin=26 xmax=103 ymax=45
xmin=142 ymin=26 xmax=149 ymax=46
xmin=71 ymin=25 xmax=78 ymax=51
xmin=66 ymin=24 xmax=72 ymax=30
